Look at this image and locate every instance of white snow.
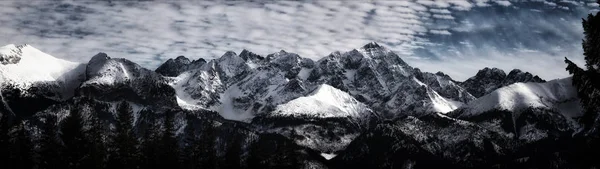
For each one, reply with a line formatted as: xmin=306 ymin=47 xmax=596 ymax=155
xmin=297 ymin=68 xmax=312 ymax=80
xmin=413 ymin=77 xmax=463 ymax=113
xmin=214 ymin=84 xmax=255 ymax=122
xmin=169 ymin=71 xmax=219 ymax=111
xmin=83 ymin=58 xmax=136 ymax=86
xmin=271 ymin=84 xmax=371 ymax=118
xmin=428 ymin=88 xmax=464 ymax=113
xmin=459 ymin=77 xmax=582 ymax=118
xmin=246 ymin=61 xmax=259 ymax=69
xmin=320 ymin=153 xmax=338 ymax=160
xmin=0 ymin=44 xmax=85 ymax=100
xmin=344 ymin=69 xmax=357 ymax=81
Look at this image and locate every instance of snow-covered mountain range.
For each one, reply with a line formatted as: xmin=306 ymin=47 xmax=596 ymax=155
xmin=0 ymin=43 xmax=591 ymax=168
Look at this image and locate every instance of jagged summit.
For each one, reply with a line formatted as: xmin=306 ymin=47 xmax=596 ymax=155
xmin=476 ymin=67 xmax=507 ymax=78
xmin=362 ymin=41 xmax=383 ymax=49
xmin=460 ymin=67 xmax=546 ymax=97
xmin=174 ymin=55 xmax=190 ymax=62
xmin=239 ymin=49 xmax=264 ymax=62
xmin=155 ymin=55 xmax=204 ymax=77
xmin=506 ymin=68 xmax=545 ymax=83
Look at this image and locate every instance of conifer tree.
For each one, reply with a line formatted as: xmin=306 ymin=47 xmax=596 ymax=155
xmin=181 ymin=117 xmax=199 ymax=169
xmin=108 ymin=101 xmax=139 ymax=169
xmin=38 ymin=115 xmax=65 ymax=169
xmin=0 ymin=114 xmax=11 ymax=166
xmin=60 ymin=107 xmax=87 ymax=169
xmin=86 ymin=110 xmax=107 ymax=169
xmin=10 ymin=121 xmax=34 ymax=169
xmin=159 ymin=110 xmax=180 ymax=169
xmin=565 ymin=2 xmax=600 ymax=133
xmin=199 ymin=119 xmax=217 ymax=169
xmin=140 ymin=110 xmax=159 ymax=169
xmin=565 ymin=2 xmax=600 ymax=168
xmin=224 ymin=131 xmax=243 ymax=169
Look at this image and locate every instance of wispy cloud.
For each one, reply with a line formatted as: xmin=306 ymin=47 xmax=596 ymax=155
xmin=0 ymin=0 xmax=595 ymax=81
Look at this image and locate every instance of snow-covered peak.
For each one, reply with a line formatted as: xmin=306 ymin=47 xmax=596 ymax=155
xmin=0 ymin=44 xmax=83 ymax=86
xmin=206 ymin=51 xmax=249 ymax=78
xmin=239 ymin=49 xmax=265 ymax=63
xmin=271 ymin=84 xmax=372 ymax=118
xmin=361 ymin=42 xmax=385 ymax=50
xmin=83 ymin=53 xmax=159 ymax=86
xmin=0 ymin=44 xmax=86 ymax=100
xmin=456 ymin=77 xmax=581 ymax=118
xmin=155 ymin=55 xmax=205 ymax=77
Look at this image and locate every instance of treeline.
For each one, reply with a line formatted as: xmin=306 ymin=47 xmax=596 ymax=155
xmin=0 ymin=101 xmax=239 ymax=169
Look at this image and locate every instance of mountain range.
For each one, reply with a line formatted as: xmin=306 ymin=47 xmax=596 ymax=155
xmin=0 ymin=43 xmax=596 ymax=169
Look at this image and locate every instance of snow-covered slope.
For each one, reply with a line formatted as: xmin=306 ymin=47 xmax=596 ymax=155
xmin=0 ymin=44 xmax=85 ymax=100
xmin=271 ymin=84 xmax=372 ymax=118
xmin=456 ymin=77 xmax=581 ymax=118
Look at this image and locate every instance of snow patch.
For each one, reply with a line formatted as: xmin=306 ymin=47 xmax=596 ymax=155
xmin=320 ymin=153 xmax=337 ymax=160
xmin=298 ymin=68 xmax=312 ymax=80
xmin=271 ymin=84 xmax=371 ymax=118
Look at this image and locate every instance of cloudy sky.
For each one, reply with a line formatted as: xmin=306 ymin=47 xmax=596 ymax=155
xmin=0 ymin=0 xmax=597 ymax=81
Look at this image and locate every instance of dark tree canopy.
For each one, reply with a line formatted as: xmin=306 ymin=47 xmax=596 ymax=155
xmin=565 ymin=7 xmax=600 ymax=134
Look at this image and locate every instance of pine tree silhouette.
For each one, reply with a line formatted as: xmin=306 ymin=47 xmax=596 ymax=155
xmin=181 ymin=116 xmax=199 ymax=169
xmin=10 ymin=121 xmax=34 ymax=169
xmin=38 ymin=115 xmax=65 ymax=169
xmin=564 ymin=2 xmax=600 ymax=168
xmin=224 ymin=131 xmax=243 ymax=169
xmin=199 ymin=119 xmax=217 ymax=169
xmin=159 ymin=110 xmax=180 ymax=169
xmin=60 ymin=107 xmax=88 ymax=169
xmin=86 ymin=109 xmax=107 ymax=169
xmin=108 ymin=101 xmax=139 ymax=169
xmin=565 ymin=1 xmax=600 ymax=134
xmin=140 ymin=109 xmax=160 ymax=169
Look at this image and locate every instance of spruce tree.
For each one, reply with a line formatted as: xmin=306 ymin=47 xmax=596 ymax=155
xmin=199 ymin=119 xmax=217 ymax=169
xmin=157 ymin=110 xmax=180 ymax=169
xmin=565 ymin=2 xmax=600 ymax=168
xmin=181 ymin=117 xmax=199 ymax=169
xmin=60 ymin=107 xmax=87 ymax=169
xmin=224 ymin=132 xmax=243 ymax=169
xmin=0 ymin=114 xmax=11 ymax=166
xmin=140 ymin=110 xmax=159 ymax=169
xmin=86 ymin=110 xmax=107 ymax=169
xmin=10 ymin=121 xmax=34 ymax=169
xmin=108 ymin=101 xmax=139 ymax=169
xmin=38 ymin=115 xmax=65 ymax=169
xmin=565 ymin=2 xmax=600 ymax=134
